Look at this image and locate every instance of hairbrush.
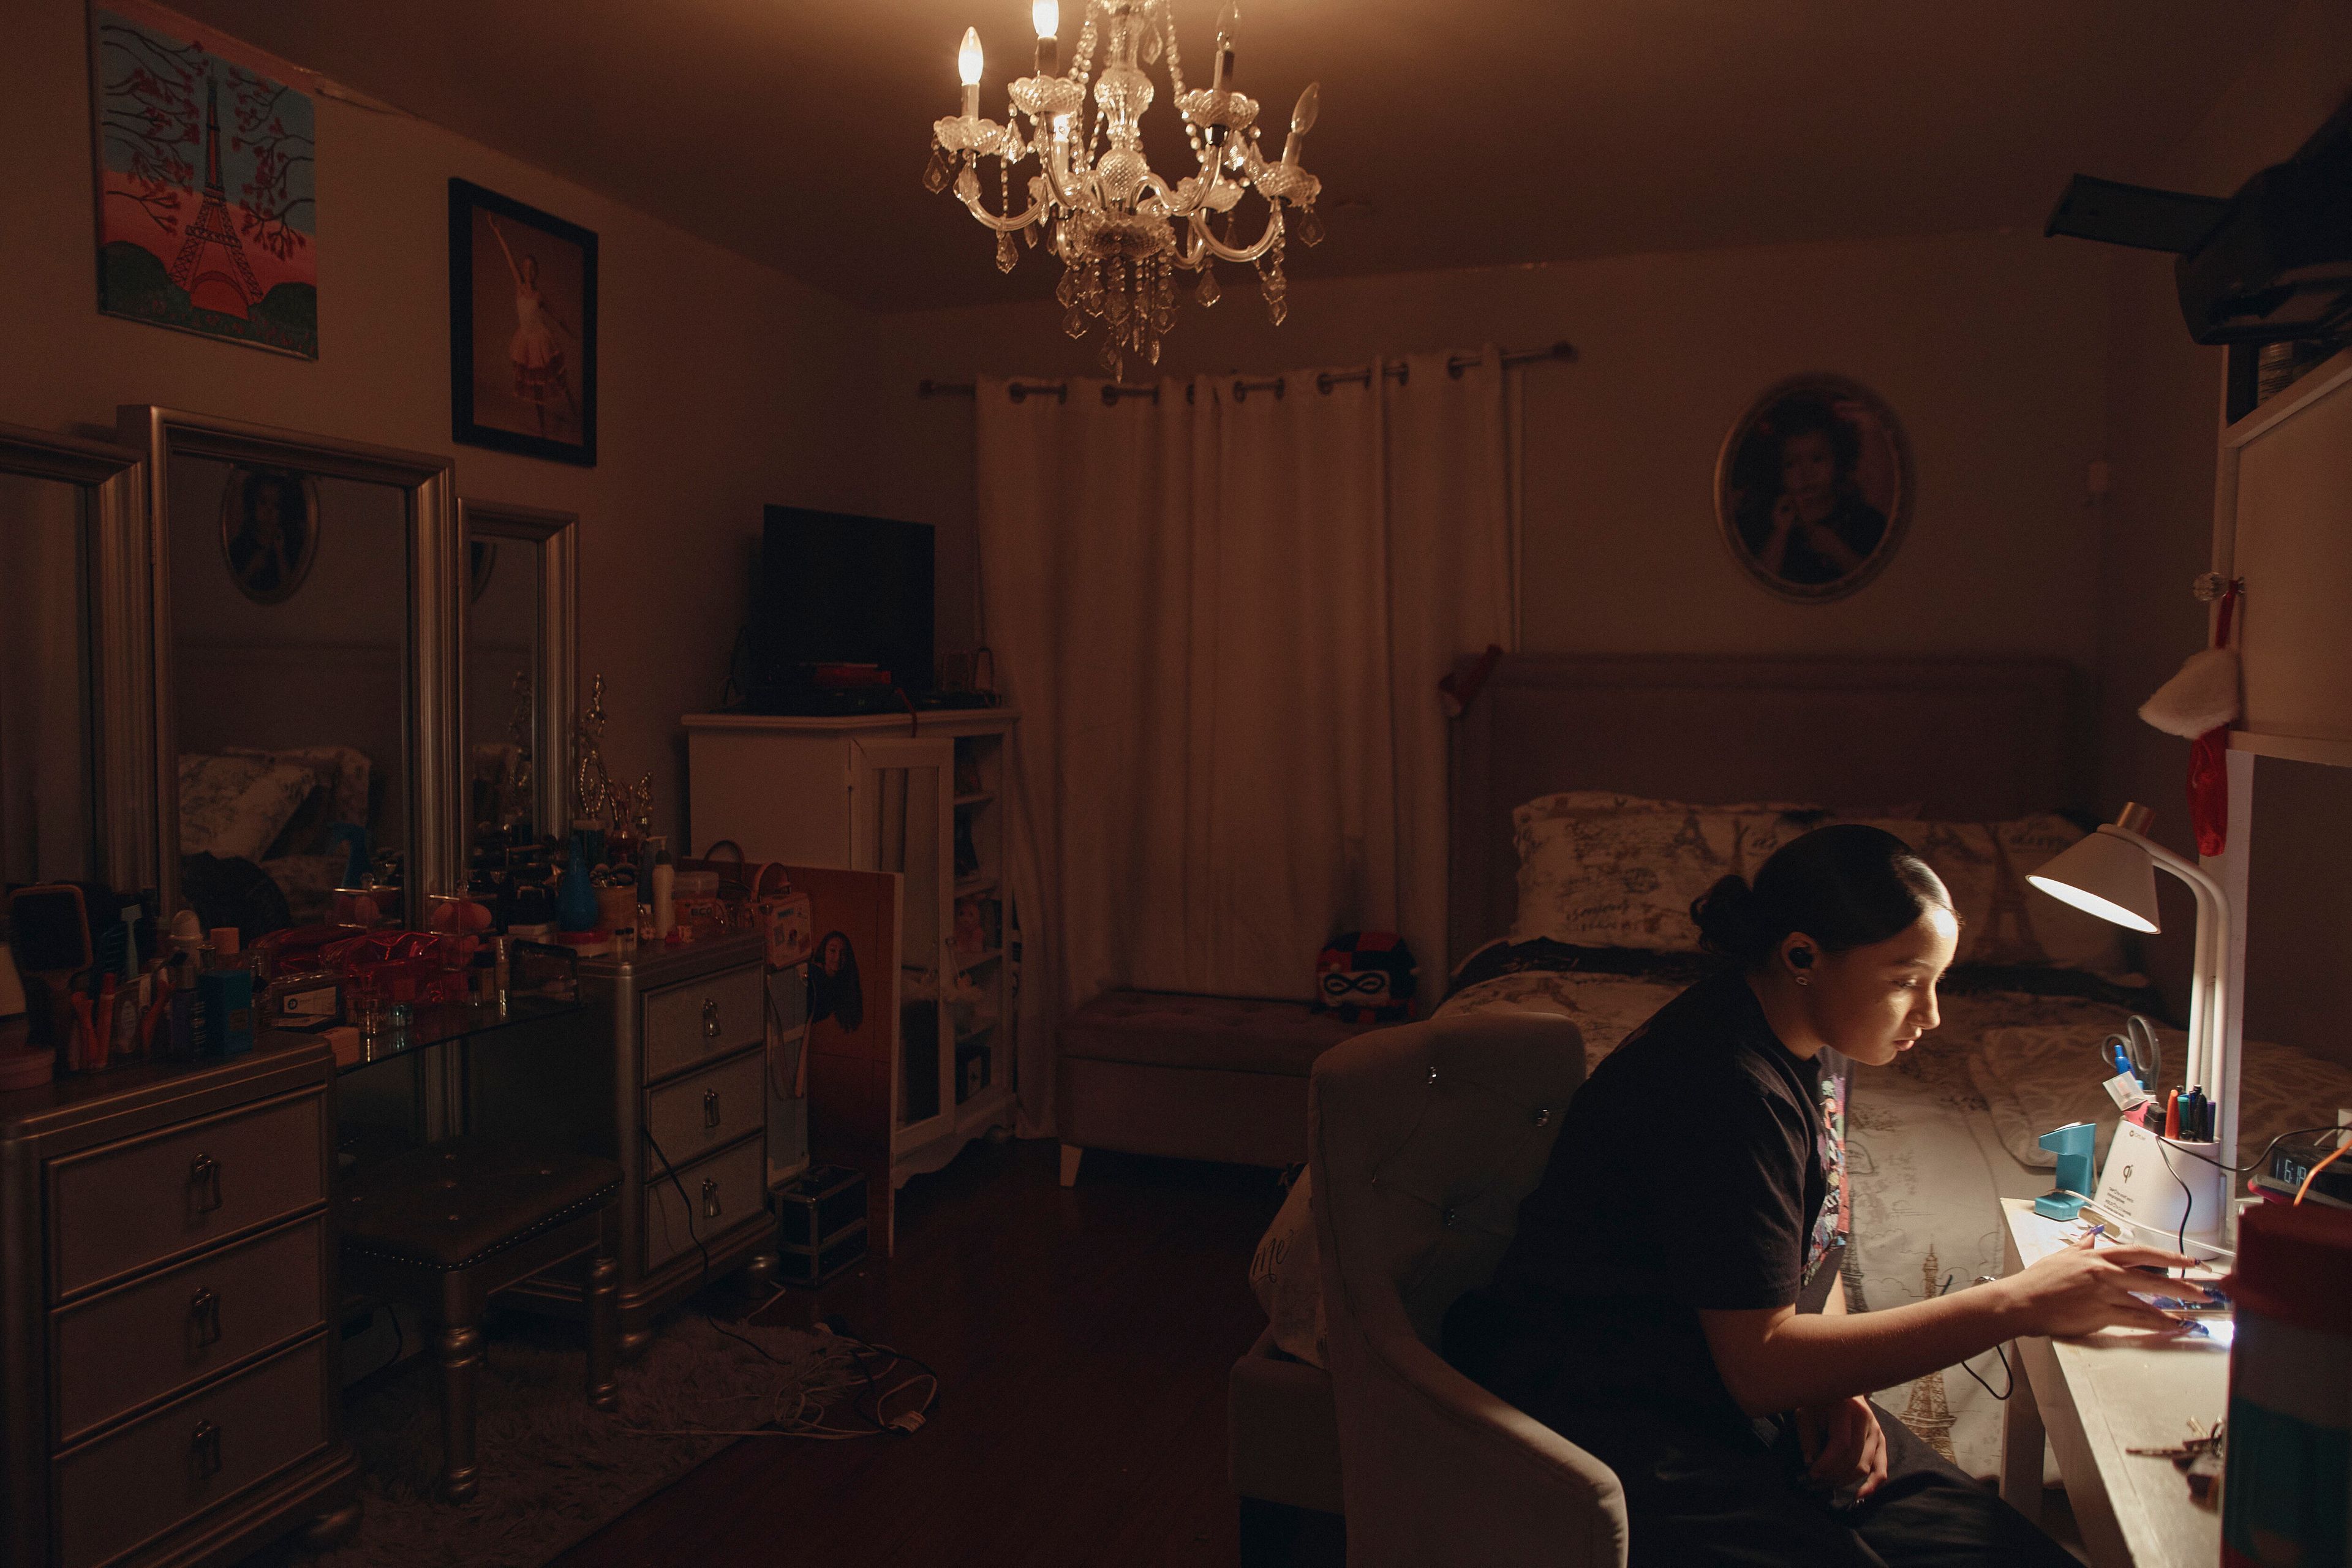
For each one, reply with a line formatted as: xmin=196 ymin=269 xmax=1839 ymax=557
xmin=8 ymin=885 xmax=91 ymax=1063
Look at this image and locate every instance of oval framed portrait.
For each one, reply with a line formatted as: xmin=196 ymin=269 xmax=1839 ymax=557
xmin=217 ymin=465 xmax=322 ymax=605
xmin=1714 ymin=374 xmax=1912 ymax=603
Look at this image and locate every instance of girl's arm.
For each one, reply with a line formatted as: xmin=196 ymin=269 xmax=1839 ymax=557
xmin=1699 ymin=1237 xmax=2201 ymax=1415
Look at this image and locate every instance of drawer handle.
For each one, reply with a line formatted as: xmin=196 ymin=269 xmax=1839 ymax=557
xmin=701 ymin=998 xmax=722 ymax=1039
xmin=703 ymin=1088 xmax=722 ymax=1129
xmin=190 ymin=1287 xmax=222 ymax=1349
xmin=190 ymin=1420 xmax=223 ymax=1482
xmin=189 ymin=1154 xmax=222 ymax=1215
xmin=700 ymin=1177 xmax=722 ymax=1221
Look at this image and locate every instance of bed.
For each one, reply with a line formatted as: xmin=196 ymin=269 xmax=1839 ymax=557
xmin=177 ymin=743 xmax=381 ymax=930
xmin=1254 ymin=654 xmax=2352 ymax=1480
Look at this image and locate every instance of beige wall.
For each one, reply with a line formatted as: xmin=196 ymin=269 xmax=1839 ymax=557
xmin=878 ymin=230 xmax=2113 ymax=679
xmin=0 ymin=0 xmax=897 ymax=851
xmin=2095 ymin=0 xmax=2352 ymax=1068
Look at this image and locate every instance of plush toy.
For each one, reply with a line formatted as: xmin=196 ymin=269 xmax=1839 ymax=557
xmin=1314 ymin=931 xmax=1419 ymax=1023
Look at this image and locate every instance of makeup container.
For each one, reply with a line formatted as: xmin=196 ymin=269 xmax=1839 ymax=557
xmin=194 ymin=968 xmax=254 ymax=1058
xmin=649 ymin=840 xmax=674 ymax=940
xmin=596 ymin=884 xmax=638 ymax=937
xmin=558 ymin=834 xmax=599 ymax=933
xmin=507 ymin=883 xmax=556 ymax=945
xmin=267 ymin=973 xmax=342 ymax=1029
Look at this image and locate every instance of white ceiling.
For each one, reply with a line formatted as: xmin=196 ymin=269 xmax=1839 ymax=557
xmin=174 ymin=0 xmax=2293 ymax=312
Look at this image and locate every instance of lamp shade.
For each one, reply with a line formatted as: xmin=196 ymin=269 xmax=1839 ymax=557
xmin=2027 ymin=827 xmax=2161 ymax=934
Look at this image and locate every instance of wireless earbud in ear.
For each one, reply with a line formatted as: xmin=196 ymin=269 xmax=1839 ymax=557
xmin=1789 ymin=948 xmax=1814 ymax=969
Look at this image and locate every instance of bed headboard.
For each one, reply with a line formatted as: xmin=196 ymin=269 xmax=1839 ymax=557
xmin=1447 ymin=654 xmax=2090 ymax=965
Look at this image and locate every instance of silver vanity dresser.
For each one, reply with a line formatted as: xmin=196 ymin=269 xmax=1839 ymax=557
xmin=0 ymin=1035 xmax=358 ymax=1568
xmin=505 ymin=933 xmax=784 ymax=1351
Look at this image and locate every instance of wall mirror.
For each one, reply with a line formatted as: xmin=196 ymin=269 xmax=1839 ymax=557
xmin=458 ymin=499 xmax=575 ymax=860
xmin=121 ymin=407 xmax=463 ymax=932
xmin=0 ymin=424 xmax=152 ymax=894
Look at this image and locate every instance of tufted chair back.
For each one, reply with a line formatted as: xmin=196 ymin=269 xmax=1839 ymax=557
xmin=1310 ymin=1009 xmax=1628 ymax=1567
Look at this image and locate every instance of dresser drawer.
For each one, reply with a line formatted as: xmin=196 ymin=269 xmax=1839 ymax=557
xmin=644 ymin=1049 xmax=766 ymax=1175
xmin=50 ymin=1215 xmax=326 ymax=1445
xmin=643 ymin=965 xmax=764 ymax=1083
xmin=644 ymin=1136 xmax=767 ymax=1273
xmin=49 ymin=1089 xmax=325 ymax=1302
xmin=51 ymin=1331 xmax=330 ymax=1568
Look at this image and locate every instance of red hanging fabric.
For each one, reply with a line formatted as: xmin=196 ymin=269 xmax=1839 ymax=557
xmin=2187 ymin=583 xmax=2239 ymax=858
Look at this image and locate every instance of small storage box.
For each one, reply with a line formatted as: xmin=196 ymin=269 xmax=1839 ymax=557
xmin=773 ymin=1164 xmax=868 ymax=1287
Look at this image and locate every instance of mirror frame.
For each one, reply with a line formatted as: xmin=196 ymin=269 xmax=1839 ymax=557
xmin=118 ymin=406 xmax=465 ymax=918
xmin=0 ymin=422 xmax=154 ymax=892
xmin=458 ymin=499 xmax=577 ymax=842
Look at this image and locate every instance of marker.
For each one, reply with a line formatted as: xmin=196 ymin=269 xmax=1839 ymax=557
xmin=2165 ymin=1089 xmax=2182 ymax=1140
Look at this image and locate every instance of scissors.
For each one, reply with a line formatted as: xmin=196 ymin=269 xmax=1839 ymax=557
xmin=2100 ymin=1014 xmax=2162 ymax=1095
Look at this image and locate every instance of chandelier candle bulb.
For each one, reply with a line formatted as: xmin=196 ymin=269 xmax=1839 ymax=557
xmin=1033 ymin=0 xmax=1059 ymax=73
xmin=1282 ymin=81 xmax=1318 ymax=164
xmin=959 ymin=26 xmax=984 ymax=116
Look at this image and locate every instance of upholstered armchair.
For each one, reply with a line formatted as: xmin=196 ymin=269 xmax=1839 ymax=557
xmin=1309 ymin=1011 xmax=1628 ymax=1567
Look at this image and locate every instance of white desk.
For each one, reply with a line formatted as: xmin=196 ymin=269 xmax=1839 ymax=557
xmin=1998 ymin=1199 xmax=2228 ymax=1568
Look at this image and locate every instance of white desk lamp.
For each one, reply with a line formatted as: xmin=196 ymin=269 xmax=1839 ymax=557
xmin=2026 ymin=802 xmax=2238 ymax=1243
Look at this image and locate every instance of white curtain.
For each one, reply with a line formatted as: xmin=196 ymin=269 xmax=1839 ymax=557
xmin=979 ymin=350 xmax=1514 ymax=1138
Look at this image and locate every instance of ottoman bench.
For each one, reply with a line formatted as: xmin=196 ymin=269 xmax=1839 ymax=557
xmin=1057 ymin=990 xmax=1374 ymax=1185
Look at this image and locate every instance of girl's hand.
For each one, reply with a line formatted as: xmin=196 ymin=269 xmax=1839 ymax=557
xmin=1798 ymin=1395 xmax=1887 ymax=1498
xmin=1997 ymin=1235 xmax=2208 ymax=1338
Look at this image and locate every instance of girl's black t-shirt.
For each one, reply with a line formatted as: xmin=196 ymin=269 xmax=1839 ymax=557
xmin=1446 ymin=970 xmax=1842 ymax=1425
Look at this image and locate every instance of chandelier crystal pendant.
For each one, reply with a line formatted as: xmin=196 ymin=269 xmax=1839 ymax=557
xmin=924 ymin=0 xmax=1324 ymax=379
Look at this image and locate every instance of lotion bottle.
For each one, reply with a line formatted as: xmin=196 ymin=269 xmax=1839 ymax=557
xmin=649 ymin=839 xmax=675 ymax=940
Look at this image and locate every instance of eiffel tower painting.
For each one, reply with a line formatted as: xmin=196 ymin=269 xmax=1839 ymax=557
xmin=95 ymin=1 xmax=317 ymax=356
xmin=168 ymin=75 xmax=263 ymax=319
xmin=1898 ymin=1246 xmax=1959 ymax=1462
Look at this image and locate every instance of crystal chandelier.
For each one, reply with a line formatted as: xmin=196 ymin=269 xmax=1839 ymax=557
xmin=923 ymin=0 xmax=1324 ymax=378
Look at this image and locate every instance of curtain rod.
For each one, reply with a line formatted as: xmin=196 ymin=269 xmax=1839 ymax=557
xmin=916 ymin=340 xmax=1576 ymax=403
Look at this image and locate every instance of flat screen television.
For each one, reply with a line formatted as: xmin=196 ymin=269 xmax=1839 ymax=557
xmin=747 ymin=507 xmax=935 ymax=709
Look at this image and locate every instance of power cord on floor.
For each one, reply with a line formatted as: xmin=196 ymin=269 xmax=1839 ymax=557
xmin=628 ymin=1126 xmax=941 ymax=1441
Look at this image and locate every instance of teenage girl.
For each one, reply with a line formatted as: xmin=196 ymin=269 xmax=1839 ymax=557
xmin=1446 ymin=825 xmax=2206 ymax=1566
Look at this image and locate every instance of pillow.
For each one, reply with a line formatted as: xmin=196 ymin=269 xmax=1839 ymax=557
xmin=1510 ymin=806 xmax=1741 ymax=951
xmin=177 ymin=755 xmax=318 ymax=864
xmin=1515 ymin=790 xmax=1816 ymax=836
xmin=1732 ymin=812 xmax=2135 ymax=981
xmin=224 ymin=744 xmax=370 ymax=826
xmin=1514 ymin=791 xmax=1922 ymax=836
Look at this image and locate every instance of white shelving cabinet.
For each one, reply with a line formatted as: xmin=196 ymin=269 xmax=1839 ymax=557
xmin=685 ymin=709 xmax=1020 ymax=1188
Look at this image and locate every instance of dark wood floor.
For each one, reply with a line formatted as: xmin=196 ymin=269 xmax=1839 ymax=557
xmin=549 ymin=1139 xmax=1291 ymax=1568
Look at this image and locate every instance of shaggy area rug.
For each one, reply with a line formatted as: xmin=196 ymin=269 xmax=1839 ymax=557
xmin=311 ymin=1311 xmax=839 ymax=1568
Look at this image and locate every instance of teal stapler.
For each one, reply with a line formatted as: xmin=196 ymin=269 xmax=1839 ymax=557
xmin=2033 ymin=1121 xmax=2098 ymax=1220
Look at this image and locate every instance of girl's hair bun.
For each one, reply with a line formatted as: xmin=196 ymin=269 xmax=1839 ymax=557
xmin=1691 ymin=874 xmax=1771 ymax=967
